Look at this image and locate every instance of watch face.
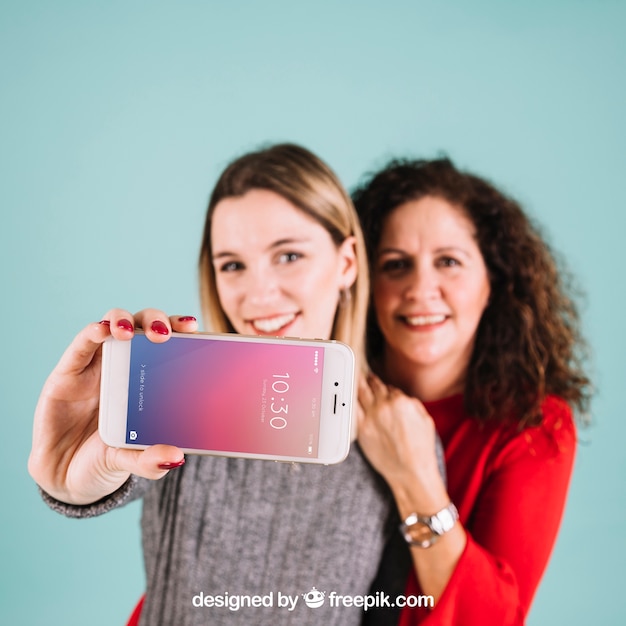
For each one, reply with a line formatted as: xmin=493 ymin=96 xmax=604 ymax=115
xmin=405 ymin=521 xmax=435 ymax=545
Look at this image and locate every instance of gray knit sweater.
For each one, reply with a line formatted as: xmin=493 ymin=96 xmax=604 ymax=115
xmin=44 ymin=446 xmax=392 ymax=625
xmin=42 ymin=443 xmax=445 ymax=625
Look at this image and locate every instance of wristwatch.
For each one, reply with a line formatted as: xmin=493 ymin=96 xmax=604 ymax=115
xmin=399 ymin=502 xmax=459 ymax=549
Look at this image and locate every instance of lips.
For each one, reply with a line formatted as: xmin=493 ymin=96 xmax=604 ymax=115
xmin=402 ymin=313 xmax=448 ymax=327
xmin=249 ymin=312 xmax=298 ymax=334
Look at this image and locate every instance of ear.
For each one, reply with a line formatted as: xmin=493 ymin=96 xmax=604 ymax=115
xmin=337 ymin=235 xmax=358 ymax=289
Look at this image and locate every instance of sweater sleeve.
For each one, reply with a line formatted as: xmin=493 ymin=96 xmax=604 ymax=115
xmin=38 ymin=474 xmax=151 ymax=519
xmin=401 ymin=397 xmax=577 ymax=626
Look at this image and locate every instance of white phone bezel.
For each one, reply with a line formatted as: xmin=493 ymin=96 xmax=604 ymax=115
xmin=98 ymin=331 xmax=354 ymax=465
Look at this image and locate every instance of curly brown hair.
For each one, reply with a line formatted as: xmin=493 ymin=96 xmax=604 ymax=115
xmin=352 ymin=157 xmax=592 ymax=427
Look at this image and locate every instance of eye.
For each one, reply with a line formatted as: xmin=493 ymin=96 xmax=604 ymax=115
xmin=277 ymin=252 xmax=303 ymax=264
xmin=218 ymin=260 xmax=244 ymax=273
xmin=378 ymin=257 xmax=411 ymax=273
xmin=436 ymin=256 xmax=461 ymax=268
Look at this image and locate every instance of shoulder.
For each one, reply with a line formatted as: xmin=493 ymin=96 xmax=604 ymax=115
xmin=531 ymin=395 xmax=576 ymax=455
xmin=490 ymin=395 xmax=577 ymax=468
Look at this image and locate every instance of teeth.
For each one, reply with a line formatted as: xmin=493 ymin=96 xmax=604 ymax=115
xmin=251 ymin=313 xmax=297 ymax=333
xmin=405 ymin=314 xmax=446 ymax=326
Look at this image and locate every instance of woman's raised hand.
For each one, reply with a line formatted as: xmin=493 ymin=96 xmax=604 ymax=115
xmin=357 ymin=373 xmax=448 ymax=509
xmin=28 ymin=308 xmax=198 ymax=505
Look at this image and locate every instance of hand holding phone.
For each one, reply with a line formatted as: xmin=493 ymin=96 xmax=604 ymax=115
xmin=99 ymin=331 xmax=355 ymax=464
xmin=28 ymin=309 xmax=197 ymax=505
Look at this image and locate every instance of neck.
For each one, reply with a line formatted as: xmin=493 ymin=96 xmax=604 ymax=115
xmin=380 ymin=346 xmax=466 ymax=403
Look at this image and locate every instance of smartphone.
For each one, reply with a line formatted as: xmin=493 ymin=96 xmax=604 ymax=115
xmin=98 ymin=331 xmax=355 ymax=464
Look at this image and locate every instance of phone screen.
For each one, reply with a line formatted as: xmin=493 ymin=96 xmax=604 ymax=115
xmin=125 ymin=334 xmax=325 ymax=458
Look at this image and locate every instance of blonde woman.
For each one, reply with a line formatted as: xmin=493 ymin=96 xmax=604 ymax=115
xmin=29 ymin=144 xmax=443 ymax=625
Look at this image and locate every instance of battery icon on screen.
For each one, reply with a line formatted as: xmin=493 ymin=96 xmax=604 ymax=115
xmin=308 ymin=446 xmax=313 ymax=454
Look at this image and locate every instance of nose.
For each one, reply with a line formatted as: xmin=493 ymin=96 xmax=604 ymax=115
xmin=244 ymin=264 xmax=281 ymax=306
xmin=403 ymin=263 xmax=440 ymax=301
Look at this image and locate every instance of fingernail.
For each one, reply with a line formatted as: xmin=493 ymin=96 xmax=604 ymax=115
xmin=178 ymin=316 xmax=197 ymax=322
xmin=117 ymin=319 xmax=133 ymax=332
xmin=99 ymin=320 xmax=111 ymax=326
xmin=158 ymin=459 xmax=185 ymax=470
xmin=151 ymin=320 xmax=169 ymax=335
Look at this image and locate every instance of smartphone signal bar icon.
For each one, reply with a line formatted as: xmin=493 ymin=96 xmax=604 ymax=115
xmin=314 ymin=350 xmax=319 ymax=374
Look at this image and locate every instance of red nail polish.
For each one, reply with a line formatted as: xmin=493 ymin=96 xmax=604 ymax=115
xmin=158 ymin=459 xmax=185 ymax=470
xmin=178 ymin=316 xmax=197 ymax=322
xmin=99 ymin=320 xmax=111 ymax=326
xmin=117 ymin=319 xmax=133 ymax=332
xmin=151 ymin=320 xmax=169 ymax=335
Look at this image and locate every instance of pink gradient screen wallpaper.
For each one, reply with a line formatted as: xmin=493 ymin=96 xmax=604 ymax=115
xmin=125 ymin=334 xmax=324 ymax=457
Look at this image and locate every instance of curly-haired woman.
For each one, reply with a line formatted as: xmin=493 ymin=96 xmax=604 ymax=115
xmin=353 ymin=157 xmax=592 ymax=625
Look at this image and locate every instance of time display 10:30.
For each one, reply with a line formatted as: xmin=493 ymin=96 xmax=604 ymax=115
xmin=269 ymin=373 xmax=291 ymax=430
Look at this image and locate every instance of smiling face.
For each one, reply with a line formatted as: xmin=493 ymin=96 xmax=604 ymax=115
xmin=372 ymin=195 xmax=491 ymax=397
xmin=211 ymin=189 xmax=357 ymax=339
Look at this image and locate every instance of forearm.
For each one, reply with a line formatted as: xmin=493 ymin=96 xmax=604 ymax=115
xmin=390 ymin=468 xmax=466 ymax=602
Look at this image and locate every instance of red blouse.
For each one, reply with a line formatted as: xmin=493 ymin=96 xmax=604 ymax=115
xmin=399 ymin=394 xmax=576 ymax=625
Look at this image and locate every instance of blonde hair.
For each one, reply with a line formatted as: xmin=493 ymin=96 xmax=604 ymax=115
xmin=198 ymin=143 xmax=369 ymax=369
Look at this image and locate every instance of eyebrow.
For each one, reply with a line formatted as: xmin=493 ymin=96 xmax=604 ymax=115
xmin=212 ymin=237 xmax=312 ymax=260
xmin=377 ymin=246 xmax=472 ymax=258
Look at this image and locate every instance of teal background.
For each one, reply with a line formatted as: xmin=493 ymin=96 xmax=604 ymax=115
xmin=1 ymin=1 xmax=624 ymax=624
